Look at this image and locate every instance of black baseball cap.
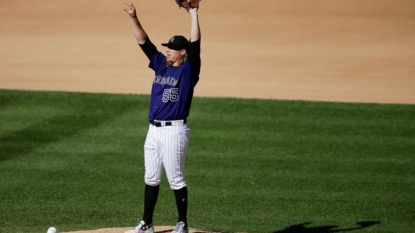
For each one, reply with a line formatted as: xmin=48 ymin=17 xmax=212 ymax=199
xmin=161 ymin=35 xmax=189 ymax=51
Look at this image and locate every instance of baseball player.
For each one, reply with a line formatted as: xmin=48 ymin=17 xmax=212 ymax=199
xmin=123 ymin=2 xmax=201 ymax=233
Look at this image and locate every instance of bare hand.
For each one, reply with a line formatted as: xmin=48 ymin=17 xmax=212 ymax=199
xmin=124 ymin=1 xmax=137 ymax=18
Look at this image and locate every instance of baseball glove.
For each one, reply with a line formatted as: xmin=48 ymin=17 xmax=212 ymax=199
xmin=175 ymin=0 xmax=201 ymax=12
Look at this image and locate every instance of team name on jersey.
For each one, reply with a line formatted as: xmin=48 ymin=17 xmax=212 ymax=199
xmin=154 ymin=75 xmax=178 ymax=87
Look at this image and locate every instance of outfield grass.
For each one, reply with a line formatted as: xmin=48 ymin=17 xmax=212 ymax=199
xmin=0 ymin=89 xmax=414 ymax=233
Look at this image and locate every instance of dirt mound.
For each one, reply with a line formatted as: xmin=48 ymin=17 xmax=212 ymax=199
xmin=61 ymin=226 xmax=221 ymax=233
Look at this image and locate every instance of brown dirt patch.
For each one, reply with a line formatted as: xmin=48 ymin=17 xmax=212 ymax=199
xmin=1 ymin=0 xmax=414 ymax=104
xmin=60 ymin=226 xmax=220 ymax=233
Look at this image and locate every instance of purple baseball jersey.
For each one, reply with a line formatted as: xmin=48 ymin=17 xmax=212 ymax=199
xmin=147 ymin=44 xmax=200 ymax=121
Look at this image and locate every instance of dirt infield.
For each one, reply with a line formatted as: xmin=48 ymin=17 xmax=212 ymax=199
xmin=1 ymin=0 xmax=414 ymax=104
xmin=1 ymin=1 xmax=414 ymax=233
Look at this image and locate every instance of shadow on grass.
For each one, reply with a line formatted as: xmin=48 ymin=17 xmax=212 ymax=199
xmin=153 ymin=221 xmax=380 ymax=233
xmin=273 ymin=221 xmax=380 ymax=233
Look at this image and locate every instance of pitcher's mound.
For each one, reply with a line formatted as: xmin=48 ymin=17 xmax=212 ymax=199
xmin=61 ymin=226 xmax=221 ymax=233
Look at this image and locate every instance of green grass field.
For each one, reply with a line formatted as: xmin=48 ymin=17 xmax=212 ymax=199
xmin=0 ymin=89 xmax=414 ymax=233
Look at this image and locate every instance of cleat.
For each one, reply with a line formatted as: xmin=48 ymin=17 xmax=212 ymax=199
xmin=171 ymin=221 xmax=188 ymax=233
xmin=125 ymin=220 xmax=154 ymax=233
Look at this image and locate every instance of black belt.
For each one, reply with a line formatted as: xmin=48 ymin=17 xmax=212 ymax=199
xmin=150 ymin=119 xmax=186 ymax=127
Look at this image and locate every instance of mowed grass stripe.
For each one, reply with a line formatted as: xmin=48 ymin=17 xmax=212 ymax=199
xmin=0 ymin=89 xmax=414 ymax=233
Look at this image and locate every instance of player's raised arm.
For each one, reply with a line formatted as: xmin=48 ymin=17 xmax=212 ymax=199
xmin=124 ymin=1 xmax=148 ymax=45
xmin=188 ymin=8 xmax=200 ymax=42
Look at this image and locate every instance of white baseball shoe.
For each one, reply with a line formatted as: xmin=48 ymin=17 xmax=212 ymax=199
xmin=125 ymin=220 xmax=154 ymax=233
xmin=171 ymin=221 xmax=188 ymax=233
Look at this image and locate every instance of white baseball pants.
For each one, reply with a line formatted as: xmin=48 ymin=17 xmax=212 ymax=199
xmin=143 ymin=120 xmax=189 ymax=190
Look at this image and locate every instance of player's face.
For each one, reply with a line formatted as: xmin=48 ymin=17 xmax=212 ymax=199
xmin=166 ymin=48 xmax=187 ymax=66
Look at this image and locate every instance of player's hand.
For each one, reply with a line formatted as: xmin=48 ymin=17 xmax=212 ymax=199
xmin=124 ymin=1 xmax=137 ymax=18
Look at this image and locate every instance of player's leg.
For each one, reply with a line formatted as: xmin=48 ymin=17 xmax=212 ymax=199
xmin=126 ymin=126 xmax=162 ymax=233
xmin=142 ymin=184 xmax=159 ymax=226
xmin=161 ymin=122 xmax=190 ymax=227
xmin=173 ymin=186 xmax=188 ymax=230
xmin=162 ymin=123 xmax=189 ymax=189
xmin=143 ymin=125 xmax=164 ymax=225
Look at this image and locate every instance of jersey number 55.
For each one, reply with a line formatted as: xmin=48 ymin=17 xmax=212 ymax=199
xmin=162 ymin=88 xmax=179 ymax=102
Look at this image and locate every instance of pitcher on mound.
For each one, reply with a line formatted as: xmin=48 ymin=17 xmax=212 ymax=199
xmin=123 ymin=1 xmax=201 ymax=233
